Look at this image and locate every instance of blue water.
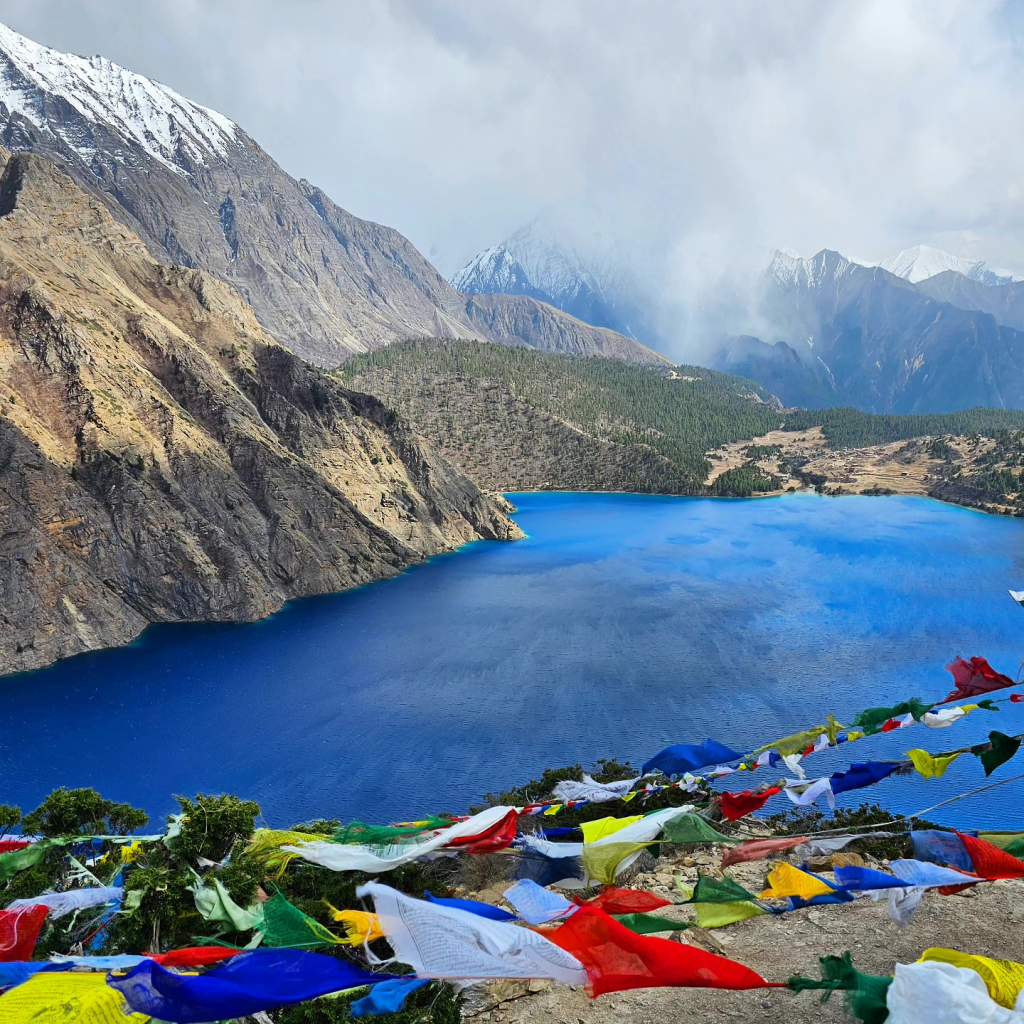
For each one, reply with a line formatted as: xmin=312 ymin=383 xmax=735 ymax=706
xmin=2 ymin=491 xmax=1024 ymax=831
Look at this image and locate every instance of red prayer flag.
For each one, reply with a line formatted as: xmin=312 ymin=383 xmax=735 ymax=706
xmin=1011 ymin=694 xmax=1024 ymax=704
xmin=149 ymin=947 xmax=243 ymax=967
xmin=0 ymin=905 xmax=48 ymax=962
xmin=940 ymin=657 xmax=1015 ymax=704
xmin=721 ymin=835 xmax=809 ymax=868
xmin=957 ymin=833 xmax=1024 ymax=880
xmin=719 ymin=787 xmax=782 ymax=822
xmin=446 ymin=809 xmax=519 ymax=854
xmin=544 ymin=905 xmax=774 ymax=996
xmin=880 ymin=718 xmax=900 ymax=732
xmin=0 ymin=840 xmax=29 ymax=855
xmin=576 ymin=887 xmax=673 ymax=914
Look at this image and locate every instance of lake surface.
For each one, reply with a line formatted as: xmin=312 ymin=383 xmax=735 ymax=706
xmin=2 ymin=491 xmax=1024 ymax=831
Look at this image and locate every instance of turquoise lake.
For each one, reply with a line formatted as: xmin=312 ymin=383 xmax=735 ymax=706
xmin=2 ymin=491 xmax=1024 ymax=830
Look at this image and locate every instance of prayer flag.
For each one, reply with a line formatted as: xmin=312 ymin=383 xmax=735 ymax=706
xmin=108 ymin=949 xmax=398 ymax=1023
xmin=760 ymin=862 xmax=835 ymax=900
xmin=543 ymin=905 xmax=771 ymax=996
xmin=0 ymin=906 xmax=48 ymax=963
xmin=642 ymin=740 xmax=745 ymax=777
xmin=577 ymin=887 xmax=672 ymax=914
xmin=357 ymin=883 xmax=587 ymax=984
xmin=957 ymin=833 xmax=1024 ymax=879
xmin=581 ymin=841 xmax=654 ymax=885
xmin=514 ymin=848 xmax=585 ymax=888
xmin=940 ymin=657 xmax=1015 ymax=704
xmin=324 ymin=906 xmax=385 ymax=944
xmin=579 ymin=815 xmax=643 ymax=843
xmin=612 ymin=912 xmax=688 ymax=934
xmin=693 ymin=901 xmax=767 ymax=929
xmin=660 ymin=813 xmax=737 ymax=845
xmin=721 ymin=836 xmax=808 ymax=867
xmin=906 ymin=749 xmax=963 ymax=779
xmin=920 ymin=948 xmax=1024 ymax=1009
xmin=684 ymin=874 xmax=756 ymax=904
xmin=719 ymin=787 xmax=781 ymax=821
xmin=553 ymin=775 xmax=639 ymax=804
xmin=351 ymin=977 xmax=429 ymax=1017
xmin=976 ymin=731 xmax=1021 ymax=776
xmin=910 ymin=830 xmax=974 ymax=872
xmin=0 ymin=972 xmax=149 ymax=1023
xmin=830 ymin=761 xmax=900 ymax=795
xmin=423 ymin=892 xmax=517 ymax=922
xmin=503 ymin=880 xmax=575 ymax=924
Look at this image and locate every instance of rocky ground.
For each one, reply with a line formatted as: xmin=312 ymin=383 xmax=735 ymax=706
xmin=453 ymin=843 xmax=1024 ymax=1024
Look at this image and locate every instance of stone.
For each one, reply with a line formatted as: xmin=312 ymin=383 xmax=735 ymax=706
xmin=831 ymin=852 xmax=866 ymax=868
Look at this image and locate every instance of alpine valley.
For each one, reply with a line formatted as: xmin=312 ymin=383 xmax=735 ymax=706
xmin=3 ymin=19 xmax=1024 ymax=678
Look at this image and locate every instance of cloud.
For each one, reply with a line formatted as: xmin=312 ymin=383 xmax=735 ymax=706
xmin=4 ymin=0 xmax=1024 ymax=331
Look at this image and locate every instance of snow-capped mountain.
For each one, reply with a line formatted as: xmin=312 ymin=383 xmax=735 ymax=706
xmin=450 ymin=218 xmax=643 ymax=339
xmin=0 ymin=22 xmax=237 ymax=175
xmin=0 ymin=22 xmax=661 ymax=367
xmin=768 ymin=244 xmax=1017 ymax=289
xmin=878 ymin=245 xmax=1015 ymax=286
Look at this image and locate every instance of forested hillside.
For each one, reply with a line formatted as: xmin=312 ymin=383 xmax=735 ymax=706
xmin=786 ymin=407 xmax=1024 ymax=448
xmin=341 ymin=340 xmax=785 ymax=493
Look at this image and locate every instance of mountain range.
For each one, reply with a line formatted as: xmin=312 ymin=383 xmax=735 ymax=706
xmin=0 ymin=22 xmax=663 ymax=368
xmin=453 ymin=219 xmax=1024 ymax=413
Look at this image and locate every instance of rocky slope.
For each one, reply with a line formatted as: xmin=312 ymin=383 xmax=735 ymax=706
xmin=0 ymin=22 xmax=661 ymax=367
xmin=0 ymin=148 xmax=522 ymax=676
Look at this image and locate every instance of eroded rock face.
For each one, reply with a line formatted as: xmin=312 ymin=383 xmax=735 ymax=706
xmin=0 ymin=149 xmax=522 ymax=675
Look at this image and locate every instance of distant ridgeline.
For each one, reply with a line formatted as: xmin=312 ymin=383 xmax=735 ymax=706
xmin=341 ymin=339 xmax=1024 ymax=498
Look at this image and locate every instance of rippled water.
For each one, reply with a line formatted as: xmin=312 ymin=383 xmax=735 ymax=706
xmin=2 ymin=491 xmax=1024 ymax=830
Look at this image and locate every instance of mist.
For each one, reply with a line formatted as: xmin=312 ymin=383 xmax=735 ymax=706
xmin=4 ymin=0 xmax=1023 ymax=359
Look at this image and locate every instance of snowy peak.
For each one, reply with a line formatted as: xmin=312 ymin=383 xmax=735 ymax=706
xmin=450 ymin=243 xmax=534 ymax=296
xmin=0 ymin=21 xmax=237 ymax=174
xmin=770 ymin=243 xmax=1017 ymax=288
xmin=877 ymin=244 xmax=1012 ymax=286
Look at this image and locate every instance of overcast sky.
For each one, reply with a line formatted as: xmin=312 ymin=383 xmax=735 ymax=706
xmin=4 ymin=0 xmax=1023 ymax=279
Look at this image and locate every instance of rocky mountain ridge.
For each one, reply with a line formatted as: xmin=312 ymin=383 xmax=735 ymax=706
xmin=0 ymin=147 xmax=521 ymax=676
xmin=715 ymin=249 xmax=1024 ymax=413
xmin=0 ymin=22 xmax=662 ymax=367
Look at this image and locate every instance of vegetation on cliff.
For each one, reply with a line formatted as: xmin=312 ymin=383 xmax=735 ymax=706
xmin=342 ymin=339 xmax=784 ymax=494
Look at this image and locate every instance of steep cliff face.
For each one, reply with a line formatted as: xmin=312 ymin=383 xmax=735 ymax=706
xmin=0 ymin=22 xmax=660 ymax=367
xmin=0 ymin=149 xmax=521 ymax=675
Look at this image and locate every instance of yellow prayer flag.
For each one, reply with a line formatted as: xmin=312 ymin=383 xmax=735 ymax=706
xmin=694 ymin=900 xmax=767 ymax=929
xmin=846 ymin=730 xmax=865 ymax=742
xmin=579 ymin=815 xmax=644 ymax=844
xmin=543 ymin=804 xmax=563 ymax=816
xmin=581 ymin=841 xmax=655 ymax=885
xmin=621 ymin=792 xmax=639 ymax=803
xmin=0 ymin=972 xmax=150 ymax=1023
xmin=921 ymin=948 xmax=1024 ymax=1009
xmin=906 ymin=749 xmax=963 ymax=780
xmin=324 ymin=904 xmax=385 ymax=944
xmin=759 ymin=861 xmax=836 ymax=900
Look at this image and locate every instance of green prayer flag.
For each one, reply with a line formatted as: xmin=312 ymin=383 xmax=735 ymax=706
xmin=661 ymin=813 xmax=738 ymax=846
xmin=978 ymin=731 xmax=1022 ymax=777
xmin=612 ymin=912 xmax=689 ymax=934
xmin=333 ymin=816 xmax=453 ymax=845
xmin=787 ymin=952 xmax=892 ymax=1024
xmin=1005 ymin=838 xmax=1024 ymax=859
xmin=684 ymin=873 xmax=756 ymax=904
xmin=189 ymin=868 xmax=264 ymax=932
xmin=852 ymin=698 xmax=933 ymax=736
xmin=259 ymin=892 xmax=343 ymax=949
xmin=0 ymin=838 xmax=61 ymax=882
